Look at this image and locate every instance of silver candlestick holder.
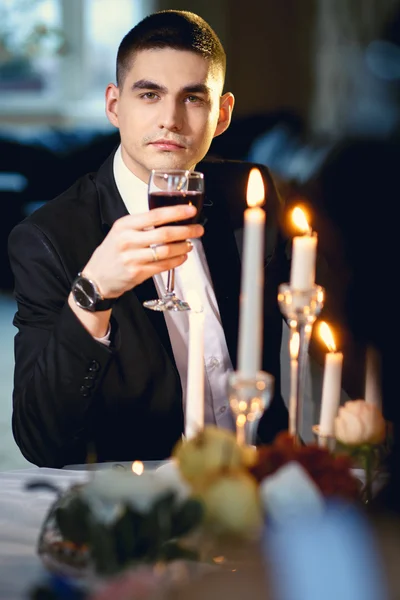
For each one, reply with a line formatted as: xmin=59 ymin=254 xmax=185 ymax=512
xmin=278 ymin=284 xmax=325 ymax=445
xmin=228 ymin=371 xmax=274 ymax=446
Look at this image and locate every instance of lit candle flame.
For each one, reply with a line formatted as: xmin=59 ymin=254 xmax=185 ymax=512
xmin=319 ymin=321 xmax=337 ymax=353
xmin=290 ymin=332 xmax=300 ymax=359
xmin=187 ymin=290 xmax=203 ymax=313
xmin=246 ymin=168 xmax=265 ymax=208
xmin=131 ymin=460 xmax=144 ymax=475
xmin=292 ymin=207 xmax=311 ymax=234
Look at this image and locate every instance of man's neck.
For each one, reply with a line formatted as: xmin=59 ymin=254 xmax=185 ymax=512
xmin=120 ymin=145 xmax=150 ymax=184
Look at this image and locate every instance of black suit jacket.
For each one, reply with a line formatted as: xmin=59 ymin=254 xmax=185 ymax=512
xmin=8 ymin=152 xmax=289 ymax=467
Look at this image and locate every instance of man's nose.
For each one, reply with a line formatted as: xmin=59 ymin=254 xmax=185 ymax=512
xmin=158 ymin=99 xmax=183 ymax=131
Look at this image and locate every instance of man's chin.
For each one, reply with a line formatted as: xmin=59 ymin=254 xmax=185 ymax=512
xmin=147 ymin=151 xmax=194 ymax=172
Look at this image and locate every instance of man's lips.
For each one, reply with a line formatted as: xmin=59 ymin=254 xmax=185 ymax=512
xmin=149 ymin=139 xmax=186 ymax=150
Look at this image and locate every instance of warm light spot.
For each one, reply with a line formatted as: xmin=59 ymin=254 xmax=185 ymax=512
xmin=132 ymin=460 xmax=144 ymax=475
xmin=213 ymin=556 xmax=226 ymax=564
xmin=246 ymin=168 xmax=265 ymax=208
xmin=237 ymin=414 xmax=247 ymax=426
xmin=238 ymin=400 xmax=248 ymax=412
xmin=290 ymin=332 xmax=300 ymax=359
xmin=319 ymin=321 xmax=337 ymax=352
xmin=250 ymin=398 xmax=260 ymax=413
xmin=187 ymin=290 xmax=203 ymax=313
xmin=292 ymin=207 xmax=311 ymax=234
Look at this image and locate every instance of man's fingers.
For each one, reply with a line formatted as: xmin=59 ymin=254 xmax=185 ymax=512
xmin=116 ymin=205 xmax=197 ymax=231
xmin=115 ymin=223 xmax=203 ymax=250
xmin=123 ymin=241 xmax=193 ymax=266
xmin=143 ymin=224 xmax=203 ymax=246
xmin=142 ymin=254 xmax=189 ymax=276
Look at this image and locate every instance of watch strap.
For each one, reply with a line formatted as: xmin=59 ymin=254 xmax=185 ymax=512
xmin=93 ymin=297 xmax=115 ymax=311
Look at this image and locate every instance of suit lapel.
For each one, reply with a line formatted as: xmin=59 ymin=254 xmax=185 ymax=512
xmin=94 ymin=152 xmax=176 ymax=366
xmin=198 ymin=163 xmax=242 ymax=369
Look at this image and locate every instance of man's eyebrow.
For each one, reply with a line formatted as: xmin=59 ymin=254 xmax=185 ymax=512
xmin=131 ymin=79 xmax=167 ymax=92
xmin=181 ymin=83 xmax=211 ymax=95
xmin=131 ymin=80 xmax=211 ymax=96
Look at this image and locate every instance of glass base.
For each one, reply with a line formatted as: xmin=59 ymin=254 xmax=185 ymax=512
xmin=143 ymin=295 xmax=190 ymax=312
xmin=228 ymin=371 xmax=274 ymax=446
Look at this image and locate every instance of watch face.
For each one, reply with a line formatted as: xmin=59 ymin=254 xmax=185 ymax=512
xmin=74 ymin=277 xmax=96 ymax=310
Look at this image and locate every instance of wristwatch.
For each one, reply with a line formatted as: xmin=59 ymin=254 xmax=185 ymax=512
xmin=71 ymin=273 xmax=115 ymax=312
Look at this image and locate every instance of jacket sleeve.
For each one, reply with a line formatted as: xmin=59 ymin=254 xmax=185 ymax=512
xmin=8 ymin=221 xmax=115 ymax=467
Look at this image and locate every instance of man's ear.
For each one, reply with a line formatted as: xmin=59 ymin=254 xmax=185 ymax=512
xmin=105 ymin=83 xmax=120 ymax=129
xmin=213 ymin=92 xmax=235 ymax=138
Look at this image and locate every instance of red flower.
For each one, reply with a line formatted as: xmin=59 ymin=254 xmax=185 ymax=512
xmin=249 ymin=432 xmax=360 ymax=501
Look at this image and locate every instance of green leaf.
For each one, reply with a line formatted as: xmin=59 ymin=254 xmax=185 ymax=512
xmin=171 ymin=498 xmax=205 ymax=538
xmin=137 ymin=492 xmax=177 ymax=560
xmin=113 ymin=506 xmax=142 ymax=564
xmin=88 ymin=521 xmax=119 ymax=576
xmin=54 ymin=496 xmax=91 ymax=546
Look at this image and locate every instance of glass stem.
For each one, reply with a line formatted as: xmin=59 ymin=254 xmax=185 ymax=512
xmin=236 ymin=415 xmax=246 ymax=446
xmin=165 ymin=269 xmax=175 ymax=296
xmin=290 ymin=321 xmax=312 ymax=446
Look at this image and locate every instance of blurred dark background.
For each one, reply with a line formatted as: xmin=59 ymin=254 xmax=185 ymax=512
xmin=2 ymin=0 xmax=400 ymax=285
xmin=1 ymin=0 xmax=400 ymax=288
xmin=1 ymin=0 xmax=400 ymax=468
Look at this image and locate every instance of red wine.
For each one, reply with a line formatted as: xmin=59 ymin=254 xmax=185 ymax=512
xmin=148 ymin=191 xmax=204 ymax=225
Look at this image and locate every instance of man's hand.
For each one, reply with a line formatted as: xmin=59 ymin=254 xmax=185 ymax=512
xmin=82 ymin=204 xmax=203 ymax=298
xmin=68 ymin=204 xmax=203 ymax=338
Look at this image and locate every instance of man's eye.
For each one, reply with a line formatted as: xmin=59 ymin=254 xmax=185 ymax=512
xmin=186 ymin=95 xmax=201 ymax=103
xmin=141 ymin=92 xmax=157 ymax=100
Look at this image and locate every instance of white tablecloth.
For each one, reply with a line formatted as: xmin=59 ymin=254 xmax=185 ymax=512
xmin=0 ymin=468 xmax=93 ymax=599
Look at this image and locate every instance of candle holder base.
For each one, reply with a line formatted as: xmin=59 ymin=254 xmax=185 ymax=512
xmin=278 ymin=284 xmax=325 ymax=444
xmin=228 ymin=371 xmax=274 ymax=446
xmin=312 ymin=425 xmax=337 ymax=452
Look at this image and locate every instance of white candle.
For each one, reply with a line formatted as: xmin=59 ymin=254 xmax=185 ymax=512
xmin=365 ymin=346 xmax=382 ymax=409
xmin=237 ymin=169 xmax=266 ymax=378
xmin=185 ymin=291 xmax=205 ymax=439
xmin=319 ymin=351 xmax=343 ymax=436
xmin=290 ymin=234 xmax=317 ymax=291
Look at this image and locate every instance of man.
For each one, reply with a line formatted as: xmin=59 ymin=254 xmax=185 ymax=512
xmin=8 ymin=10 xmax=288 ymax=468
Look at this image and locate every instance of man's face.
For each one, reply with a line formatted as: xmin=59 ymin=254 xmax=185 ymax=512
xmin=106 ymin=48 xmax=233 ymax=182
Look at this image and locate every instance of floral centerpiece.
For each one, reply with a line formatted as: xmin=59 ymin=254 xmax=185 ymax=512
xmin=30 ymin=423 xmax=370 ymax=600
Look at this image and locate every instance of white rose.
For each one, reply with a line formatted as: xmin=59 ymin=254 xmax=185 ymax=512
xmin=81 ymin=468 xmax=188 ymax=523
xmin=334 ymin=400 xmax=386 ymax=445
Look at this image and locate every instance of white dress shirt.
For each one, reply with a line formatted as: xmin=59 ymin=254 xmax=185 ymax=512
xmin=111 ymin=147 xmax=235 ymax=431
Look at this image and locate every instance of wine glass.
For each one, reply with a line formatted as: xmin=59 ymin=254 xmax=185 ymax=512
xmin=143 ymin=169 xmax=204 ymax=312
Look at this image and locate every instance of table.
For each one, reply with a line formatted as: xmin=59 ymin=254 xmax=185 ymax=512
xmin=0 ymin=464 xmax=386 ymax=599
xmin=0 ymin=463 xmax=165 ymax=599
xmin=0 ymin=468 xmax=91 ymax=599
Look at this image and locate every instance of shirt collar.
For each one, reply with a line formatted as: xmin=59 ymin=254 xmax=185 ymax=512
xmin=113 ymin=145 xmax=149 ymax=215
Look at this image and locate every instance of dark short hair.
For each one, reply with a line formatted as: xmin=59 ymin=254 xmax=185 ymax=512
xmin=116 ymin=10 xmax=226 ymax=87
